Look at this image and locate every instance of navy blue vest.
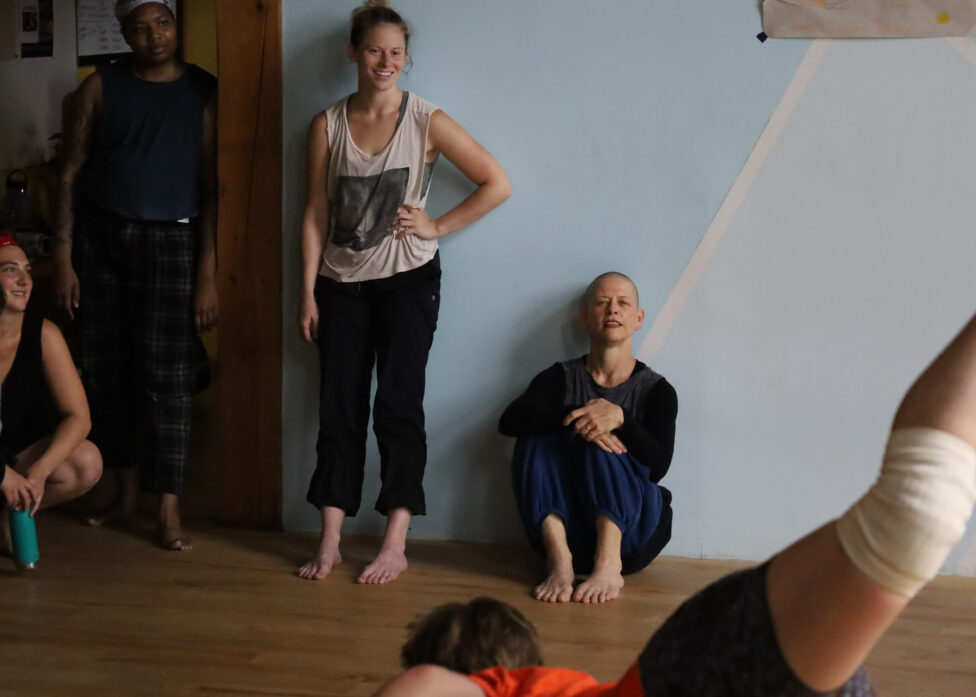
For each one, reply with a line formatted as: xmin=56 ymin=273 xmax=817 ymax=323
xmin=80 ymin=62 xmax=216 ymax=221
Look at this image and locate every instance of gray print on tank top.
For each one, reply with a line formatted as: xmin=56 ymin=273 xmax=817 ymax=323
xmin=419 ymin=161 xmax=435 ymax=199
xmin=333 ymin=167 xmax=409 ymax=251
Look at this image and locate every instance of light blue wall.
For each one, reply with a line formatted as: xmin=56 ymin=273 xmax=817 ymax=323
xmin=645 ymin=38 xmax=976 ymax=574
xmin=281 ymin=0 xmax=807 ymax=541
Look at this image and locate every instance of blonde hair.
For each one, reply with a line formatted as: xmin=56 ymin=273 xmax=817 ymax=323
xmin=349 ymin=0 xmax=410 ymax=49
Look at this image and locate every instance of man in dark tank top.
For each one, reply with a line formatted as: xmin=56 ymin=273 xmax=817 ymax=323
xmin=499 ymin=272 xmax=677 ymax=604
xmin=51 ymin=0 xmax=217 ymax=552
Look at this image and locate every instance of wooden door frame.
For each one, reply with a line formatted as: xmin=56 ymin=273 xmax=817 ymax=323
xmin=213 ymin=0 xmax=282 ymax=528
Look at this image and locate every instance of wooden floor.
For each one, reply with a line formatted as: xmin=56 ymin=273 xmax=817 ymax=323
xmin=2 ymin=512 xmax=974 ymax=697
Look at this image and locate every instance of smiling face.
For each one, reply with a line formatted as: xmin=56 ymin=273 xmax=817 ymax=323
xmin=580 ymin=274 xmax=644 ymax=348
xmin=121 ymin=2 xmax=178 ymax=67
xmin=0 ymin=246 xmax=33 ymax=313
xmin=348 ymin=23 xmax=409 ymax=91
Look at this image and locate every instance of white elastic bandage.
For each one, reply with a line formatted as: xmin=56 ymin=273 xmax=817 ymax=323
xmin=836 ymin=427 xmax=976 ymax=597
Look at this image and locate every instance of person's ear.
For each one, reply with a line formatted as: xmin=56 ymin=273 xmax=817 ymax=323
xmin=346 ymin=43 xmax=357 ymax=63
xmin=636 ymin=308 xmax=645 ymax=329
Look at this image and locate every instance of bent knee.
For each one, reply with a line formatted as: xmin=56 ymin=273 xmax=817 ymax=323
xmin=515 ymin=432 xmax=570 ymax=449
xmin=71 ymin=440 xmax=104 ymax=487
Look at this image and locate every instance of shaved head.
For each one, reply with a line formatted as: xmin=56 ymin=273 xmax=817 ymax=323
xmin=581 ymin=272 xmax=639 ymax=309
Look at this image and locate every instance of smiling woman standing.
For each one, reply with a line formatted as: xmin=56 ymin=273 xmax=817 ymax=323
xmin=298 ymin=0 xmax=511 ymax=584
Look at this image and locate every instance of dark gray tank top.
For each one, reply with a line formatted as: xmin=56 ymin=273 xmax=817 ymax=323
xmin=80 ymin=62 xmax=216 ymax=221
xmin=562 ymin=357 xmax=662 ymax=424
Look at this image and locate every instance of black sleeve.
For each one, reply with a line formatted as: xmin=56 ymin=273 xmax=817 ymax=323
xmin=498 ymin=363 xmax=568 ymax=437
xmin=616 ymin=378 xmax=677 ymax=483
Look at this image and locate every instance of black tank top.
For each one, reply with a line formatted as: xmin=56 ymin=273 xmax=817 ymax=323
xmin=80 ymin=61 xmax=217 ymax=221
xmin=0 ymin=310 xmax=60 ymax=459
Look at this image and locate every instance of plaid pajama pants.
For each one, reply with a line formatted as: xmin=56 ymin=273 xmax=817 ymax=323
xmin=71 ymin=204 xmax=211 ymax=495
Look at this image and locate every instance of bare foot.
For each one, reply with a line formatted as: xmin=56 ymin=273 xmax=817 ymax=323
xmin=84 ymin=499 xmax=136 ymax=527
xmin=85 ymin=467 xmax=137 ymax=527
xmin=297 ymin=538 xmax=342 ymax=580
xmin=159 ymin=525 xmax=193 ymax=551
xmin=158 ymin=494 xmax=192 ymax=552
xmin=573 ymin=564 xmax=624 ymax=604
xmin=535 ymin=559 xmax=575 ymax=603
xmin=357 ymin=546 xmax=408 ymax=584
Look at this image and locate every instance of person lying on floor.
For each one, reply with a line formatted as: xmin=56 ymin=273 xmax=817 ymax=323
xmin=499 ymin=272 xmax=677 ymax=603
xmin=374 ymin=310 xmax=976 ymax=695
xmin=399 ymin=595 xmax=634 ymax=696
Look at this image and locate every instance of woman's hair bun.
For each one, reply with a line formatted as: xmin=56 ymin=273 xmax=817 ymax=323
xmin=349 ymin=0 xmax=409 ymax=49
xmin=357 ymin=0 xmax=390 ymax=13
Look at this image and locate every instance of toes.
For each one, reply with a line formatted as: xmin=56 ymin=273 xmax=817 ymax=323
xmin=573 ymin=584 xmax=595 ymax=603
xmin=361 ymin=566 xmax=400 ymax=584
xmin=161 ymin=536 xmax=192 ymax=551
xmin=536 ymin=577 xmax=573 ymax=602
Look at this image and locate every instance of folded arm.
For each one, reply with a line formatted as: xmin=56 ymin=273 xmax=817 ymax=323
xmin=396 ymin=110 xmax=511 ymax=241
xmin=616 ymin=378 xmax=677 ymax=482
xmin=498 ymin=363 xmax=567 ymax=436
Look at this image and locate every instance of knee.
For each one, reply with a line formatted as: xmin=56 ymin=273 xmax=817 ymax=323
xmin=372 ymin=400 xmax=423 ymax=429
xmin=71 ymin=440 xmax=104 ymax=490
xmin=514 ymin=432 xmax=573 ymax=457
xmin=580 ymin=441 xmax=633 ymax=470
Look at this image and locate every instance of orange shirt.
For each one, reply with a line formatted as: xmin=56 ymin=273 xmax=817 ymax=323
xmin=467 ymin=663 xmax=643 ymax=697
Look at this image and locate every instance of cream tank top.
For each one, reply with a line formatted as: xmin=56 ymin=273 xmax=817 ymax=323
xmin=320 ymin=91 xmax=440 ymax=282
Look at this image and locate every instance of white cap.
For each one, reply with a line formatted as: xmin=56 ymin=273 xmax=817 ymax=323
xmin=115 ymin=0 xmax=177 ymax=22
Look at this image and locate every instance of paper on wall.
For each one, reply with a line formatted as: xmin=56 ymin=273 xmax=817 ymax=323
xmin=77 ymin=0 xmax=129 ymax=57
xmin=762 ymin=0 xmax=976 ymax=38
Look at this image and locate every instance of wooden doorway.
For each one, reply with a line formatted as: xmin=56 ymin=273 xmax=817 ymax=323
xmin=209 ymin=0 xmax=282 ymax=528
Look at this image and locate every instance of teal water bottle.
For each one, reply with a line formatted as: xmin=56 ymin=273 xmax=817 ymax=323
xmin=9 ymin=509 xmax=39 ymax=570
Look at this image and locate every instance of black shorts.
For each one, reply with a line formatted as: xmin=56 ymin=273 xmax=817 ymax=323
xmin=637 ymin=563 xmax=873 ymax=697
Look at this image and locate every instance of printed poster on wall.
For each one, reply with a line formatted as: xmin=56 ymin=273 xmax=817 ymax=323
xmin=77 ymin=0 xmax=129 ymax=62
xmin=20 ymin=0 xmax=54 ymax=58
xmin=763 ymin=0 xmax=976 ymax=38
